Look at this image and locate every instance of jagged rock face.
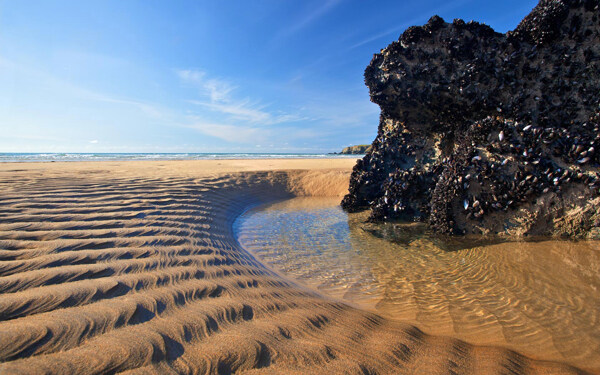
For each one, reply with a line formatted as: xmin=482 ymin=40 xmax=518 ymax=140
xmin=342 ymin=0 xmax=600 ymax=237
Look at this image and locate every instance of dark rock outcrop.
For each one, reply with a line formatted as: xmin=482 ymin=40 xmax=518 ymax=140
xmin=342 ymin=0 xmax=600 ymax=237
xmin=339 ymin=145 xmax=372 ymax=154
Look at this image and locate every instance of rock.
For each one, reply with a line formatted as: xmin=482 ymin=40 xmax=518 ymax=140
xmin=341 ymin=0 xmax=600 ymax=238
xmin=338 ymin=145 xmax=372 ymax=154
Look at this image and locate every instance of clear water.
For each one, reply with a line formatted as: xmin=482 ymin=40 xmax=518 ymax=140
xmin=0 ymin=153 xmax=363 ymax=163
xmin=234 ymin=197 xmax=600 ymax=371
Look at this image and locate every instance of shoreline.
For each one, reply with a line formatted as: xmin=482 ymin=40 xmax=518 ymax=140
xmin=0 ymin=159 xmax=592 ymax=374
xmin=0 ymin=154 xmax=365 ymax=164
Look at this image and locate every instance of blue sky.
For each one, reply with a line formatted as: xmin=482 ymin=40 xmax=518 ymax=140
xmin=0 ymin=0 xmax=538 ymax=153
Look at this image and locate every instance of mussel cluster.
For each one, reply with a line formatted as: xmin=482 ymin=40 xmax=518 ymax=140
xmin=342 ymin=0 xmax=600 ymax=236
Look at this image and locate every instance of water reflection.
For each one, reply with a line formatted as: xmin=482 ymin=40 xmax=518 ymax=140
xmin=234 ymin=197 xmax=600 ymax=371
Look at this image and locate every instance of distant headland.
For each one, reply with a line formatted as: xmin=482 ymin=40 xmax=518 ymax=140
xmin=331 ymin=144 xmax=372 ymax=155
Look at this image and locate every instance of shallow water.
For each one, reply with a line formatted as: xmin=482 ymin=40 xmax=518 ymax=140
xmin=234 ymin=197 xmax=600 ymax=370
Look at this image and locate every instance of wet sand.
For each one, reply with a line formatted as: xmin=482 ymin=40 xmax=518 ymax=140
xmin=0 ymin=160 xmax=591 ymax=374
xmin=236 ymin=197 xmax=600 ymax=372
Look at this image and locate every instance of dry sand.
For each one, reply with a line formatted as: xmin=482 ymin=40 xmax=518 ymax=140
xmin=0 ymin=159 xmax=590 ymax=374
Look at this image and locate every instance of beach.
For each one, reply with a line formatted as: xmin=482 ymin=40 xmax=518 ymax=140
xmin=0 ymin=159 xmax=590 ymax=374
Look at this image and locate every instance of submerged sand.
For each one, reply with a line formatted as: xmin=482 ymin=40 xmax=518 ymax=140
xmin=236 ymin=197 xmax=600 ymax=371
xmin=0 ymin=160 xmax=592 ymax=374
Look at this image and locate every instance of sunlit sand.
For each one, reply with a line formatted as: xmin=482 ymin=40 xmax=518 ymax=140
xmin=0 ymin=160 xmax=591 ymax=374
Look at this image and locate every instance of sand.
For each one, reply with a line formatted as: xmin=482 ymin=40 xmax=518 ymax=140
xmin=0 ymin=159 xmax=590 ymax=374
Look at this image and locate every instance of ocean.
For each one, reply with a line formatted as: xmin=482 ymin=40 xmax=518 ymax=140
xmin=0 ymin=153 xmax=363 ymax=162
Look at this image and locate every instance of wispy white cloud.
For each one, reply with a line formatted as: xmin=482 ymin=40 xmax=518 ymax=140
xmin=176 ymin=69 xmax=204 ymax=83
xmin=349 ymin=23 xmax=414 ymax=50
xmin=1 ymin=56 xmax=168 ymax=120
xmin=1 ymin=54 xmax=376 ymax=152
xmin=175 ymin=68 xmax=313 ymax=144
xmin=89 ymin=94 xmax=166 ymax=119
xmin=187 ymin=121 xmax=268 ymax=144
xmin=184 ymin=120 xmax=339 ymax=146
xmin=349 ymin=0 xmax=474 ymax=49
xmin=177 ymin=69 xmax=236 ymax=102
xmin=189 ymin=99 xmax=308 ymax=125
xmin=177 ymin=68 xmax=306 ymax=126
xmin=187 ymin=99 xmax=270 ymax=123
xmin=278 ymin=0 xmax=344 ymax=39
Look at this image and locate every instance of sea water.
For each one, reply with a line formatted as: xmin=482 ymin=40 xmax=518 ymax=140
xmin=0 ymin=153 xmax=362 ymax=162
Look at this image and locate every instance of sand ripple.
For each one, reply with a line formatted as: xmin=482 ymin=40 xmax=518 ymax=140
xmin=236 ymin=198 xmax=600 ymax=372
xmin=0 ymin=161 xmax=589 ymax=374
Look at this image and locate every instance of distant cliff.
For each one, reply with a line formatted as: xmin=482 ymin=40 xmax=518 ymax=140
xmin=342 ymin=0 xmax=600 ymax=238
xmin=338 ymin=145 xmax=372 ymax=154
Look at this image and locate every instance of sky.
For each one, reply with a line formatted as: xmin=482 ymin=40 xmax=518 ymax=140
xmin=0 ymin=0 xmax=538 ymax=153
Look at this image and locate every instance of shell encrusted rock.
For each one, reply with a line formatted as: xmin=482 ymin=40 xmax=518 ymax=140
xmin=342 ymin=0 xmax=600 ymax=237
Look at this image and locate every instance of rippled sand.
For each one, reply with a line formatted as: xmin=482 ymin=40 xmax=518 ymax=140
xmin=236 ymin=197 xmax=600 ymax=372
xmin=0 ymin=160 xmax=589 ymax=374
